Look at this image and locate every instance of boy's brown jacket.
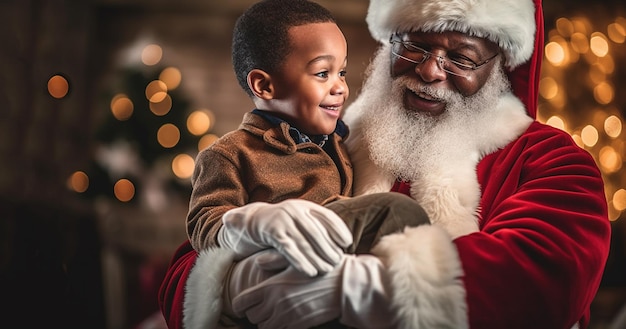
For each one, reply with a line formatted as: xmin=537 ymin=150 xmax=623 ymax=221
xmin=186 ymin=111 xmax=353 ymax=251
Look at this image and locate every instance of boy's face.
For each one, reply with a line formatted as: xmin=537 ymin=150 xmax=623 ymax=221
xmin=269 ymin=22 xmax=349 ymax=135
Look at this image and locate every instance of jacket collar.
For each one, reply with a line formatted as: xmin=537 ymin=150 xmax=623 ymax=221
xmin=239 ymin=110 xmax=349 ymax=154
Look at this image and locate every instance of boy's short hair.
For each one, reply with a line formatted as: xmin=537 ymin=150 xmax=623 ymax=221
xmin=232 ymin=0 xmax=336 ymax=97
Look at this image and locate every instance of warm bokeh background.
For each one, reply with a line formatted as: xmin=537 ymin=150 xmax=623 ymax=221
xmin=1 ymin=1 xmax=625 ymax=328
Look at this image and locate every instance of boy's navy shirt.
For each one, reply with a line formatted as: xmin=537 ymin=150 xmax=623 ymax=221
xmin=252 ymin=109 xmax=348 ymax=148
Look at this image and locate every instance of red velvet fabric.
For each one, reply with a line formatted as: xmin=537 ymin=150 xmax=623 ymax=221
xmin=461 ymin=121 xmax=610 ymax=328
xmin=507 ymin=0 xmax=544 ymax=121
xmin=391 ymin=180 xmax=412 ymax=197
xmin=158 ymin=240 xmax=197 ymax=329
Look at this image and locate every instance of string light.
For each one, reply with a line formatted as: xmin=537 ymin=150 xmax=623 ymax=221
xmin=540 ymin=14 xmax=626 ymax=221
xmin=90 ymin=41 xmax=221 ymax=207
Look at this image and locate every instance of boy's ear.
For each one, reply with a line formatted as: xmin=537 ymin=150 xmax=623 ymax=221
xmin=247 ymin=69 xmax=274 ymax=99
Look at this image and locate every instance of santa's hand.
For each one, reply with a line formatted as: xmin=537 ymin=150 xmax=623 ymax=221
xmin=218 ymin=200 xmax=353 ymax=277
xmin=222 ymin=249 xmax=286 ymax=317
xmin=232 ymin=254 xmax=396 ymax=329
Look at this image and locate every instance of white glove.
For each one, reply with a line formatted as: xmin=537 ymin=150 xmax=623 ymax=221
xmin=218 ymin=200 xmax=354 ymax=277
xmin=222 ymin=249 xmax=285 ymax=317
xmin=232 ymin=252 xmax=396 ymax=329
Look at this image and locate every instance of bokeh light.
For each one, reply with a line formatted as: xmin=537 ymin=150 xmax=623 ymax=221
xmin=571 ymin=17 xmax=592 ymax=35
xmin=114 ymin=179 xmax=135 ymax=202
xmin=539 ymin=77 xmax=559 ymax=100
xmin=604 ymin=115 xmax=622 ymax=138
xmin=110 ymin=93 xmax=134 ymax=121
xmin=198 ymin=134 xmax=220 ymax=151
xmin=594 ymin=82 xmax=614 ymax=105
xmin=571 ymin=32 xmax=590 ymax=54
xmin=157 ymin=123 xmax=180 ymax=148
xmin=48 ymin=75 xmax=69 ymax=99
xmin=608 ymin=22 xmax=626 ymax=43
xmin=581 ymin=125 xmax=599 ymax=147
xmin=172 ymin=154 xmax=195 ymax=179
xmin=590 ymin=33 xmax=610 ymax=57
xmin=599 ymin=146 xmax=622 ymax=173
xmin=598 ymin=55 xmax=615 ymax=74
xmin=187 ymin=110 xmax=212 ymax=136
xmin=571 ymin=134 xmax=584 ymax=148
xmin=589 ymin=64 xmax=607 ymax=85
xmin=613 ymin=189 xmax=626 ymax=212
xmin=149 ymin=94 xmax=172 ymax=116
xmin=546 ymin=115 xmax=566 ymax=131
xmin=556 ymin=18 xmax=574 ymax=37
xmin=67 ymin=171 xmax=89 ymax=193
xmin=159 ymin=67 xmax=182 ymax=90
xmin=145 ymin=80 xmax=168 ymax=103
xmin=545 ymin=41 xmax=566 ymax=65
xmin=141 ymin=44 xmax=163 ymax=66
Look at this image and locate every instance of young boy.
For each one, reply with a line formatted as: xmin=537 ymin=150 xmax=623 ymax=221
xmin=184 ymin=0 xmax=428 ymax=326
xmin=187 ymin=0 xmax=427 ymax=275
xmin=186 ymin=0 xmax=352 ymax=270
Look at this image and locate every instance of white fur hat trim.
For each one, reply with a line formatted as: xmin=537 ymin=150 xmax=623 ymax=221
xmin=366 ymin=0 xmax=536 ymax=68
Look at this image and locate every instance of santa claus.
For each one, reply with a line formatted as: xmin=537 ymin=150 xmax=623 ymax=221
xmin=159 ymin=0 xmax=611 ymax=328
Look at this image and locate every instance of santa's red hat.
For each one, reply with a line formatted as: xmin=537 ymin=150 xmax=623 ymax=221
xmin=366 ymin=0 xmax=536 ymax=70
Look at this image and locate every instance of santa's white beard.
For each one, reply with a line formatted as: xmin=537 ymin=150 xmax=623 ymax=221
xmin=359 ymin=47 xmax=510 ymax=182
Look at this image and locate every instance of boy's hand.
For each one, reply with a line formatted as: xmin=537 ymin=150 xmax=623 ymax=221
xmin=218 ymin=200 xmax=353 ymax=277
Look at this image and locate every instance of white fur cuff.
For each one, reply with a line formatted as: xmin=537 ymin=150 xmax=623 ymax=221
xmin=183 ymin=248 xmax=235 ymax=329
xmin=372 ymin=225 xmax=468 ymax=329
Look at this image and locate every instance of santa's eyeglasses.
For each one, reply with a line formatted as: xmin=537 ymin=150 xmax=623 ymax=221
xmin=389 ymin=34 xmax=499 ymax=78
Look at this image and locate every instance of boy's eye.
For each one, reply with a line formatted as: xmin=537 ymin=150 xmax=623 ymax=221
xmin=339 ymin=70 xmax=347 ymax=77
xmin=316 ymin=71 xmax=329 ymax=78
